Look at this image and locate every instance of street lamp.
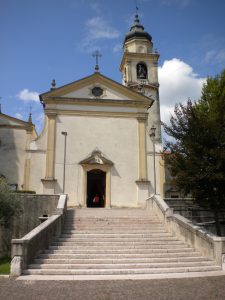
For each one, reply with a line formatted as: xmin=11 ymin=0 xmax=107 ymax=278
xmin=150 ymin=125 xmax=156 ymax=195
xmin=61 ymin=131 xmax=68 ymax=194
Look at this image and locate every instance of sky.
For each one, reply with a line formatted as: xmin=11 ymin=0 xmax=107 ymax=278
xmin=1 ymin=0 xmax=225 ymax=137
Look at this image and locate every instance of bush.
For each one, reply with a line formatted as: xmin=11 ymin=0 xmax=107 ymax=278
xmin=0 ymin=178 xmax=21 ymax=256
xmin=15 ymin=190 xmax=36 ymax=194
xmin=0 ymin=256 xmax=11 ymax=274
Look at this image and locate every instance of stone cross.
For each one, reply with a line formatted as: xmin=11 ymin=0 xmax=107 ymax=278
xmin=92 ymin=50 xmax=102 ymax=72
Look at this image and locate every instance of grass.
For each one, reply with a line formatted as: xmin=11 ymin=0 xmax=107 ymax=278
xmin=0 ymin=256 xmax=11 ymax=275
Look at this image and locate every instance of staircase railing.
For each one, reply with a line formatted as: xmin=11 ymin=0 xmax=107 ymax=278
xmin=146 ymin=194 xmax=225 ymax=268
xmin=10 ymin=194 xmax=67 ymax=277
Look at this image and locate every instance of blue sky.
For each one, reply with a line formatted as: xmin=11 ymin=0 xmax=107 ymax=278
xmin=1 ymin=0 xmax=225 ymax=134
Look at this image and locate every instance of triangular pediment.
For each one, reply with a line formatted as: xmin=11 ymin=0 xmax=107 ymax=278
xmin=79 ymin=149 xmax=113 ymax=166
xmin=40 ymin=73 xmax=153 ymax=107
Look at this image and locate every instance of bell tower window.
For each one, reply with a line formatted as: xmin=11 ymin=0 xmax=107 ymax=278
xmin=137 ymin=63 xmax=148 ymax=79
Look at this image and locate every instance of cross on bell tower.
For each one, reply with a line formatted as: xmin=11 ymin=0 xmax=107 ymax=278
xmin=92 ymin=50 xmax=102 ymax=72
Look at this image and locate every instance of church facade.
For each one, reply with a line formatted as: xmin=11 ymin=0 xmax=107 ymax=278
xmin=0 ymin=15 xmax=165 ymax=207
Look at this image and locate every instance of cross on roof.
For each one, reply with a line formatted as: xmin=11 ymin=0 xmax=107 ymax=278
xmin=92 ymin=50 xmax=102 ymax=72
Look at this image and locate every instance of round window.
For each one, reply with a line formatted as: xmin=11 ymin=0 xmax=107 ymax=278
xmin=91 ymin=86 xmax=103 ymax=97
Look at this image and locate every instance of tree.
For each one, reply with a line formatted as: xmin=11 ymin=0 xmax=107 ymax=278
xmin=0 ymin=177 xmax=21 ymax=255
xmin=163 ymin=70 xmax=225 ymax=236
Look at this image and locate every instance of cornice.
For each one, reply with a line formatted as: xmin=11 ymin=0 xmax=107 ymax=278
xmin=0 ymin=124 xmax=32 ymax=130
xmin=44 ymin=96 xmax=151 ymax=109
xmin=44 ymin=109 xmax=148 ymax=119
xmin=120 ymin=52 xmax=159 ymax=70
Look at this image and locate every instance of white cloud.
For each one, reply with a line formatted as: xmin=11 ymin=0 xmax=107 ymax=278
xmin=158 ymin=58 xmax=206 ymax=124
xmin=17 ymin=89 xmax=39 ymax=102
xmin=15 ymin=113 xmax=23 ymax=120
xmin=86 ymin=17 xmax=120 ymax=40
xmin=80 ymin=17 xmax=120 ymax=52
xmin=204 ymin=49 xmax=225 ymax=64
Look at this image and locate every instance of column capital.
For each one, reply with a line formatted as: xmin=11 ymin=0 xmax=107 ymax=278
xmin=46 ymin=111 xmax=57 ymax=118
xmin=137 ymin=113 xmax=148 ymax=122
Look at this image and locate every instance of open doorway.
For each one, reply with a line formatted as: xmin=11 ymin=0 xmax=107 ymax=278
xmin=87 ymin=169 xmax=106 ymax=207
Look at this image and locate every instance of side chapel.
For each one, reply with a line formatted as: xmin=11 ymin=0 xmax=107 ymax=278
xmin=0 ymin=14 xmax=166 ymax=207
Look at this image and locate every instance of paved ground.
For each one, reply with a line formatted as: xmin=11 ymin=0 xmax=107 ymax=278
xmin=1 ymin=276 xmax=225 ymax=300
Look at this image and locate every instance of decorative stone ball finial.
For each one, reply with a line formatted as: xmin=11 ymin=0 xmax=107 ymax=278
xmin=51 ymin=79 xmax=56 ymax=90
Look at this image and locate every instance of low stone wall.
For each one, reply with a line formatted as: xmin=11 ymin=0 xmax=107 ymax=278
xmin=146 ymin=195 xmax=225 ymax=267
xmin=0 ymin=194 xmax=60 ymax=256
xmin=165 ymin=198 xmax=225 ymax=235
xmin=11 ymin=194 xmax=67 ymax=276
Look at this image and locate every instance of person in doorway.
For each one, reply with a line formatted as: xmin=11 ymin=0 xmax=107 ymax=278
xmin=93 ymin=194 xmax=100 ymax=207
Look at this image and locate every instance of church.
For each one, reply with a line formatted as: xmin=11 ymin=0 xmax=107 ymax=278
xmin=0 ymin=14 xmax=165 ymax=207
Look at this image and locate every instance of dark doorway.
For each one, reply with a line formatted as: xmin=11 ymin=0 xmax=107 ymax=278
xmin=87 ymin=169 xmax=106 ymax=208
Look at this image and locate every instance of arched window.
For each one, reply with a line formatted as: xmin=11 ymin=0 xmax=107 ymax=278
xmin=137 ymin=62 xmax=148 ymax=79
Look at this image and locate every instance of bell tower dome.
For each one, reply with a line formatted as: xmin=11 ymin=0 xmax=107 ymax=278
xmin=120 ymin=14 xmax=161 ymax=142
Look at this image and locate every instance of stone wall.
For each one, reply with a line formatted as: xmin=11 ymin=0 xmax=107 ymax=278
xmin=147 ymin=195 xmax=225 ymax=267
xmin=0 ymin=194 xmax=60 ymax=256
xmin=165 ymin=198 xmax=225 ymax=235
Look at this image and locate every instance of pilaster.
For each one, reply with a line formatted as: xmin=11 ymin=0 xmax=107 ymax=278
xmin=137 ymin=114 xmax=148 ymax=181
xmin=23 ymin=159 xmax=30 ymax=190
xmin=45 ymin=112 xmax=57 ymax=179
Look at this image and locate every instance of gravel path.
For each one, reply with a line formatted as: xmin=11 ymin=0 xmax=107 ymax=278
xmin=1 ymin=276 xmax=225 ymax=300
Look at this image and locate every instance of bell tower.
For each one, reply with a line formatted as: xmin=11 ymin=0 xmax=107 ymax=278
xmin=120 ymin=14 xmax=161 ymax=142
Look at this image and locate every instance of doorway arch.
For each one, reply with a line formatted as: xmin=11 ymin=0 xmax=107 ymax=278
xmin=79 ymin=149 xmax=114 ymax=208
xmin=87 ymin=169 xmax=106 ymax=207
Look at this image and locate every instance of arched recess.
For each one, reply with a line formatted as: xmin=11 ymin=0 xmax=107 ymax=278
xmin=136 ymin=62 xmax=148 ymax=79
xmin=79 ymin=150 xmax=113 ymax=208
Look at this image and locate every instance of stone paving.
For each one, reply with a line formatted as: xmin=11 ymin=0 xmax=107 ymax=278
xmin=1 ymin=276 xmax=225 ymax=300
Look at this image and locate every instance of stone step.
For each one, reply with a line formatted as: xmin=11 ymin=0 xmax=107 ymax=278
xmin=52 ymin=238 xmax=183 ymax=248
xmin=62 ymin=229 xmax=167 ymax=234
xmin=64 ymin=219 xmax=160 ymax=223
xmin=49 ymin=244 xmax=191 ymax=250
xmin=34 ymin=256 xmax=209 ymax=265
xmin=62 ymin=226 xmax=165 ymax=230
xmin=64 ymin=221 xmax=161 ymax=225
xmin=46 ymin=247 xmax=196 ymax=254
xmin=60 ymin=232 xmax=171 ymax=241
xmin=28 ymin=260 xmax=216 ymax=270
xmin=41 ymin=250 xmax=200 ymax=258
xmin=65 ymin=217 xmax=160 ymax=224
xmin=57 ymin=236 xmax=177 ymax=242
xmin=68 ymin=208 xmax=151 ymax=215
xmin=23 ymin=265 xmax=221 ymax=276
xmin=65 ymin=218 xmax=158 ymax=221
xmin=62 ymin=230 xmax=168 ymax=238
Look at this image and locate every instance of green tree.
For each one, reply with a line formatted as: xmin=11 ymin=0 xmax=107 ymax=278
xmin=163 ymin=70 xmax=225 ymax=236
xmin=0 ymin=177 xmax=21 ymax=255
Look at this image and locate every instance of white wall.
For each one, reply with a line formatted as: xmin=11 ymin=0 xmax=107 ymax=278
xmin=0 ymin=127 xmax=27 ymax=189
xmin=54 ymin=115 xmax=139 ymax=207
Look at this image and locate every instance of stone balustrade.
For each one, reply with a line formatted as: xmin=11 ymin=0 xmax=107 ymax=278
xmin=10 ymin=194 xmax=67 ymax=276
xmin=146 ymin=194 xmax=225 ymax=268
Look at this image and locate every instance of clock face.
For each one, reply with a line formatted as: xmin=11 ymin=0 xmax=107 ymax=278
xmin=91 ymin=86 xmax=103 ymax=97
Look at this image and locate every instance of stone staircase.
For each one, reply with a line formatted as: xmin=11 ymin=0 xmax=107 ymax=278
xmin=23 ymin=208 xmax=221 ymax=277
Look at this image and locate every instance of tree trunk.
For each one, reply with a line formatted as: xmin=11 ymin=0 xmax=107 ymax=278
xmin=214 ymin=210 xmax=222 ymax=237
